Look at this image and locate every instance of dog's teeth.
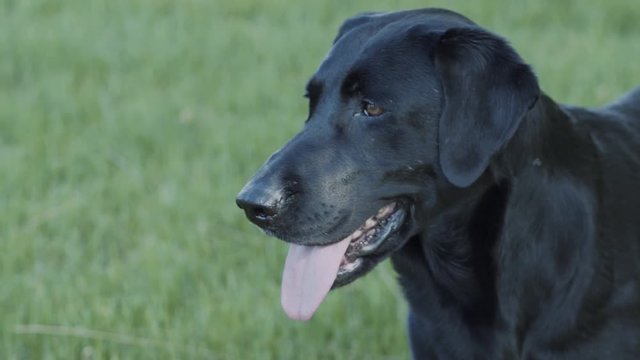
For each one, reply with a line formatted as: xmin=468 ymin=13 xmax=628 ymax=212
xmin=377 ymin=203 xmax=396 ymax=218
xmin=365 ymin=218 xmax=377 ymax=229
xmin=338 ymin=258 xmax=363 ymax=275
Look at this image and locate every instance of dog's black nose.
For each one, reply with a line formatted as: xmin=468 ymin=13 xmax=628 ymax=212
xmin=236 ymin=183 xmax=286 ymax=228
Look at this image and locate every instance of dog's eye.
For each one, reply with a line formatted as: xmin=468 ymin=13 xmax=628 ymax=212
xmin=305 ymin=92 xmax=319 ymax=117
xmin=363 ymin=101 xmax=384 ymax=117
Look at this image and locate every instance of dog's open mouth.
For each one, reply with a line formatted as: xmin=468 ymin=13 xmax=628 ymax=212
xmin=281 ymin=202 xmax=407 ymax=321
xmin=339 ymin=202 xmax=404 ymax=276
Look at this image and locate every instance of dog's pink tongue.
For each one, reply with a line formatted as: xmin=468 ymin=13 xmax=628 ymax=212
xmin=281 ymin=237 xmax=351 ymax=321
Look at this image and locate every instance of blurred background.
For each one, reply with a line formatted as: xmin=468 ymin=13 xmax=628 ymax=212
xmin=0 ymin=0 xmax=638 ymax=358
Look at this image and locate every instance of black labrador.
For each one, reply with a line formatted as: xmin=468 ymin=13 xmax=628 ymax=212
xmin=236 ymin=8 xmax=640 ymax=359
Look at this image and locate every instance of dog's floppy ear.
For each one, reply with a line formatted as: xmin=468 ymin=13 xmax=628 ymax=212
xmin=430 ymin=27 xmax=540 ymax=187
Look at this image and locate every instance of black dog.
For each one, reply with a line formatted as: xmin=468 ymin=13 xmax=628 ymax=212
xmin=236 ymin=8 xmax=640 ymax=359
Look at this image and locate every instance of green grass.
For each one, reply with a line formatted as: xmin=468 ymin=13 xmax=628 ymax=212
xmin=0 ymin=0 xmax=638 ymax=358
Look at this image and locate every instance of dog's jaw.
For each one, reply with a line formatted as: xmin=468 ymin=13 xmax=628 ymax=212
xmin=280 ymin=201 xmax=409 ymax=320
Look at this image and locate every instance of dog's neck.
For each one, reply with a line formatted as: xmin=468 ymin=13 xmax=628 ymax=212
xmin=393 ymin=92 xmax=601 ymax=327
xmin=492 ymin=92 xmax=597 ymax=181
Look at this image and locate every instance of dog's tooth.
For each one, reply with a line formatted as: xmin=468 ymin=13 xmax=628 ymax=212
xmin=365 ymin=233 xmax=374 ymax=243
xmin=365 ymin=218 xmax=377 ymax=229
xmin=351 ymin=229 xmax=363 ymax=240
xmin=377 ymin=206 xmax=387 ymax=216
xmin=338 ymin=258 xmax=363 ymax=275
xmin=378 ymin=203 xmax=396 ymax=218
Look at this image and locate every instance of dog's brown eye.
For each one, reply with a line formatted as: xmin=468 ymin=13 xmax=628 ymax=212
xmin=363 ymin=102 xmax=384 ymax=117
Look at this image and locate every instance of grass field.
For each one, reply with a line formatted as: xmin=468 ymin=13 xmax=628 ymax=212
xmin=0 ymin=0 xmax=638 ymax=358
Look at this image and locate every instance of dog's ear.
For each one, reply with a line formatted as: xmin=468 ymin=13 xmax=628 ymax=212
xmin=429 ymin=27 xmax=540 ymax=187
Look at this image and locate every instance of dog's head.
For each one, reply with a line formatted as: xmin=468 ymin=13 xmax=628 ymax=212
xmin=236 ymin=8 xmax=539 ymax=320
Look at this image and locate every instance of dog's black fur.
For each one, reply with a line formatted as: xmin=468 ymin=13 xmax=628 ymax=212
xmin=237 ymin=9 xmax=640 ymax=359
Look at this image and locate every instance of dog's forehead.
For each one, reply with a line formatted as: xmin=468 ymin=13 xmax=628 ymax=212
xmin=312 ymin=9 xmax=474 ymax=84
xmin=314 ymin=20 xmax=411 ymax=80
